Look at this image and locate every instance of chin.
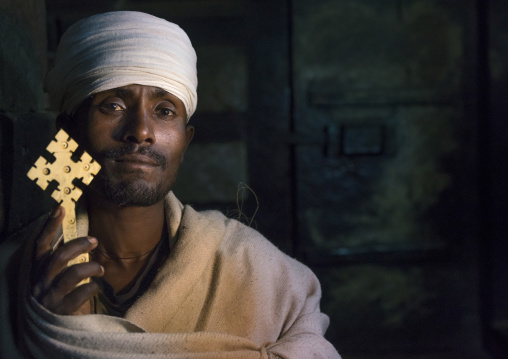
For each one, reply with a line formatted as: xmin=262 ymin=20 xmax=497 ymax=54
xmin=95 ymin=177 xmax=172 ymax=207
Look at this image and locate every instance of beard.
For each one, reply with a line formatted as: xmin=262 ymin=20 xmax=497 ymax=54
xmin=89 ymin=145 xmax=176 ymax=207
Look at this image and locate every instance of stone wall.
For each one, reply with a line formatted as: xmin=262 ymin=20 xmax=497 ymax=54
xmin=484 ymin=1 xmax=508 ymax=356
xmin=0 ymin=0 xmax=52 ymax=238
xmin=292 ymin=0 xmax=487 ymax=357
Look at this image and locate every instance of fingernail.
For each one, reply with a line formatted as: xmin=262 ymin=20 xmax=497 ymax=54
xmin=88 ymin=237 xmax=98 ymax=244
xmin=51 ymin=207 xmax=61 ymax=218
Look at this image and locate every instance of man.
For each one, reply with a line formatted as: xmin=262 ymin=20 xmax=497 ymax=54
xmin=0 ymin=11 xmax=341 ymax=358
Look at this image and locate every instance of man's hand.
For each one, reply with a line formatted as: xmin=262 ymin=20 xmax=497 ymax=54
xmin=31 ymin=206 xmax=104 ymax=315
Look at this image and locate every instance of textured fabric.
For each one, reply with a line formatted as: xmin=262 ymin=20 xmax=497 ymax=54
xmin=44 ymin=11 xmax=198 ymax=119
xmin=0 ymin=192 xmax=341 ymax=359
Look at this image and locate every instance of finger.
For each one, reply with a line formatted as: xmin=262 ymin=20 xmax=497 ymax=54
xmin=34 ymin=206 xmax=65 ymax=260
xmin=64 ymin=282 xmax=101 ymax=315
xmin=45 ymin=238 xmax=99 ymax=286
xmin=33 ymin=236 xmax=98 ymax=299
xmin=46 ymin=281 xmax=100 ymax=315
xmin=41 ymin=261 xmax=104 ymax=309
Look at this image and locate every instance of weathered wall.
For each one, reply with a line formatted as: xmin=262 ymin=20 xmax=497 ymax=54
xmin=0 ymin=0 xmax=52 ymax=237
xmin=0 ymin=0 xmax=46 ymax=112
xmin=484 ymin=0 xmax=508 ymax=356
xmin=292 ymin=0 xmax=486 ymax=357
xmin=489 ymin=0 xmax=508 ymax=324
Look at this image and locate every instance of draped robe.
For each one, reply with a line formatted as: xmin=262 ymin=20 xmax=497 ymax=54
xmin=0 ymin=192 xmax=340 ymax=359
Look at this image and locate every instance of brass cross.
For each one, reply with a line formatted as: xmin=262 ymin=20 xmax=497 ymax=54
xmin=27 ymin=129 xmax=101 ymax=282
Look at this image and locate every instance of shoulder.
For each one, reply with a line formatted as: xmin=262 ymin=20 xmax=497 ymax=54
xmin=184 ymin=206 xmax=317 ymax=288
xmin=183 ymin=206 xmax=291 ymax=262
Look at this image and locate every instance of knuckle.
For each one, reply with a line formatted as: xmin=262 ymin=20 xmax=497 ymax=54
xmin=84 ymin=281 xmax=99 ymax=294
xmin=63 ymin=285 xmax=96 ymax=314
xmin=51 ymin=248 xmax=69 ymax=263
xmin=41 ymin=291 xmax=57 ymax=310
xmin=52 ymin=238 xmax=90 ymax=263
xmin=90 ymin=262 xmax=103 ymax=274
xmin=32 ymin=281 xmax=45 ymax=298
xmin=60 ymin=298 xmax=75 ymax=314
xmin=58 ymin=264 xmax=91 ymax=287
xmin=62 ymin=265 xmax=82 ymax=283
xmin=74 ymin=283 xmax=95 ymax=298
xmin=32 ymin=272 xmax=52 ymax=298
xmin=32 ymin=286 xmax=42 ymax=299
xmin=76 ymin=237 xmax=95 ymax=253
xmin=40 ymin=296 xmax=50 ymax=308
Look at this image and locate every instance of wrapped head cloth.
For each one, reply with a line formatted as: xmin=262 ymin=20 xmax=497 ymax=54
xmin=45 ymin=11 xmax=198 ymax=120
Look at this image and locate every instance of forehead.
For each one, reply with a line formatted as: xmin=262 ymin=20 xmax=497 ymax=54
xmin=92 ymin=84 xmax=185 ymax=104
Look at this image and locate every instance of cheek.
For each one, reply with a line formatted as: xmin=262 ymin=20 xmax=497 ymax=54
xmin=162 ymin=138 xmax=186 ymax=161
xmin=86 ymin=116 xmax=117 ymax=148
xmin=157 ymin=138 xmax=188 ymax=171
xmin=159 ymin=125 xmax=188 ymax=151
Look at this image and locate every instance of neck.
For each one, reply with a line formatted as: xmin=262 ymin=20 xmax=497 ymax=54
xmin=86 ymin=192 xmax=166 ymax=262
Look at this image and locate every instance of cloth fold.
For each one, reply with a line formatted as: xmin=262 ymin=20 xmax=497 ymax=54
xmin=1 ymin=192 xmax=340 ymax=359
xmin=25 ymin=297 xmax=266 ymax=359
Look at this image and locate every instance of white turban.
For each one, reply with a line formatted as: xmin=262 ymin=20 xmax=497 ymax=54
xmin=44 ymin=11 xmax=198 ymax=119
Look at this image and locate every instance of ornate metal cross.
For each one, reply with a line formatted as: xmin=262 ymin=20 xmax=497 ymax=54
xmin=27 ymin=129 xmax=101 ymax=275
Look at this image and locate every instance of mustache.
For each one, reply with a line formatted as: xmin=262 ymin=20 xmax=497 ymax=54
xmin=99 ymin=145 xmax=167 ymax=170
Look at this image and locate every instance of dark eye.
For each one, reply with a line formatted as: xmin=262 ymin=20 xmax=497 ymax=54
xmin=106 ymin=103 xmax=124 ymax=111
xmin=99 ymin=102 xmax=125 ymax=114
xmin=156 ymin=107 xmax=175 ymax=119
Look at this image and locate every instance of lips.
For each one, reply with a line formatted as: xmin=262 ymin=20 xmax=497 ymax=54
xmin=114 ymin=154 xmax=159 ymax=167
xmin=99 ymin=145 xmax=167 ymax=172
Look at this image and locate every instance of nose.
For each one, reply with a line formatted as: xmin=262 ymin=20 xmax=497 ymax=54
xmin=120 ymin=107 xmax=155 ymax=145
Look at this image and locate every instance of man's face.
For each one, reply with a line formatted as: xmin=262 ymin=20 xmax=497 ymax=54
xmin=71 ymin=84 xmax=194 ymax=207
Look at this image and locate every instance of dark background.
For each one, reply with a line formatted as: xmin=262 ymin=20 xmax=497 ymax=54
xmin=1 ymin=0 xmax=507 ymax=358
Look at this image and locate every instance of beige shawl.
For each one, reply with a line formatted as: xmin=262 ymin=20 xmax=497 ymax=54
xmin=1 ymin=192 xmax=340 ymax=359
